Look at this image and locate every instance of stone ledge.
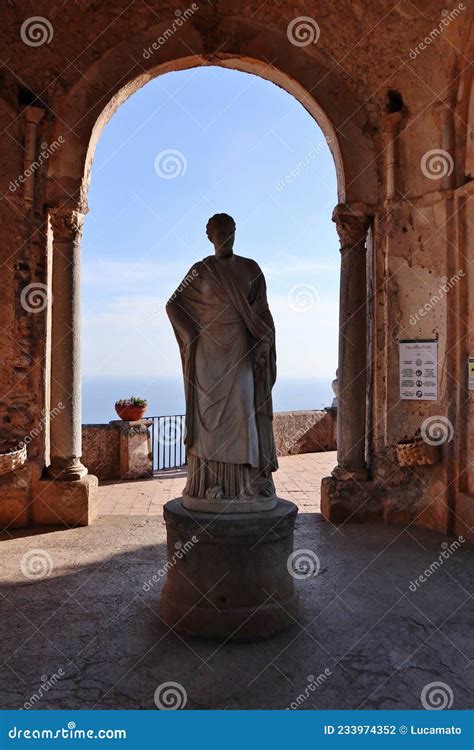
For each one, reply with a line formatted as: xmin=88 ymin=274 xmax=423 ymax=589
xmin=321 ymin=475 xmax=453 ymax=536
xmin=273 ymin=409 xmax=336 ymax=456
xmin=82 ymin=421 xmax=152 ymax=480
xmin=82 ymin=411 xmax=336 ymax=482
xmin=163 ymin=496 xmax=297 ymax=542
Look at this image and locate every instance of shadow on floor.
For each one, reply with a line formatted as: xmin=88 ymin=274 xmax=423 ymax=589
xmin=0 ymin=514 xmax=471 ymax=710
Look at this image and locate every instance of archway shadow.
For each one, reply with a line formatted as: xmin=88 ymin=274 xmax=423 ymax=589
xmin=0 ymin=514 xmax=471 ymax=710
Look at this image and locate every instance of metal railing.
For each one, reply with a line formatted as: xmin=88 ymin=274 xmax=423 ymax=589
xmin=144 ymin=415 xmax=187 ymax=471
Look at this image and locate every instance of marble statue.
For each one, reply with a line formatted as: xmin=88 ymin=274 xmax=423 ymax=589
xmin=331 ymin=369 xmax=338 ymax=410
xmin=166 ymin=213 xmax=278 ymax=512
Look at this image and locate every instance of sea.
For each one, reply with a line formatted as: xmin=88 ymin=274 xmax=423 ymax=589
xmin=81 ymin=376 xmax=333 ymax=424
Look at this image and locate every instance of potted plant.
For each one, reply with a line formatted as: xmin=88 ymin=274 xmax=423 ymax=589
xmin=115 ymin=396 xmax=148 ymax=422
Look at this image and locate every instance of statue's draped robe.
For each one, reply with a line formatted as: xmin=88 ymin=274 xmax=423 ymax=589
xmin=167 ymin=255 xmax=278 ymax=500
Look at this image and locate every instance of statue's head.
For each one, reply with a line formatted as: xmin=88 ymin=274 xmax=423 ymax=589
xmin=206 ymin=213 xmax=235 ymax=258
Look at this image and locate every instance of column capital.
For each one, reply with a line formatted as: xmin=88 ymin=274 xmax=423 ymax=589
xmin=48 ymin=205 xmax=87 ymax=242
xmin=332 ymin=203 xmax=370 ymax=252
xmin=24 ymin=105 xmax=45 ymax=126
xmin=380 ymin=111 xmax=402 ymax=134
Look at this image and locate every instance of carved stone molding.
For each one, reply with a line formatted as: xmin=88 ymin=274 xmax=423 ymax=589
xmin=47 ymin=455 xmax=88 ymax=481
xmin=49 ymin=207 xmax=86 ymax=243
xmin=332 ymin=203 xmax=370 ymax=252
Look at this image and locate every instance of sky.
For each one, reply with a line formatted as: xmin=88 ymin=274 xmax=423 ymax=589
xmin=81 ymin=66 xmax=340 ymax=381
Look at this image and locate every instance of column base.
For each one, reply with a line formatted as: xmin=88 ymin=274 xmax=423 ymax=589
xmin=321 ymin=475 xmax=382 ymax=524
xmin=160 ymin=498 xmax=299 ymax=641
xmin=46 ymin=456 xmax=88 ymax=481
xmin=32 ymin=474 xmax=98 ymax=527
xmin=331 ymin=464 xmax=369 ymax=481
xmin=0 ymin=462 xmax=40 ymax=530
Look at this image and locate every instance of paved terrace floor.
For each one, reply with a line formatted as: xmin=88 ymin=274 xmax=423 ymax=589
xmin=0 ymin=451 xmax=472 ymax=710
xmin=99 ymin=452 xmax=337 ymax=516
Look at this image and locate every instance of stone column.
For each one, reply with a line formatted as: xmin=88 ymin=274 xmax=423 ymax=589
xmin=381 ymin=112 xmax=402 ymax=200
xmin=433 ymin=100 xmax=455 ymax=191
xmin=23 ymin=106 xmax=44 ymax=205
xmin=47 ymin=206 xmax=87 ymax=480
xmin=332 ymin=204 xmax=370 ymax=481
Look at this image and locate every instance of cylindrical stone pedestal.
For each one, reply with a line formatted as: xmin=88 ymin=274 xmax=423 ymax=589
xmin=160 ymin=498 xmax=298 ymax=640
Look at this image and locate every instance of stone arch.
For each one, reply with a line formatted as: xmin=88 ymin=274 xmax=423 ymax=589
xmin=42 ymin=19 xmax=379 ymax=517
xmin=44 ymin=16 xmax=379 ymax=209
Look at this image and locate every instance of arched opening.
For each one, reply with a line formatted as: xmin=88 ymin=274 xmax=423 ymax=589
xmin=44 ymin=51 xmax=377 ymax=518
xmin=79 ymin=64 xmax=342 ymax=496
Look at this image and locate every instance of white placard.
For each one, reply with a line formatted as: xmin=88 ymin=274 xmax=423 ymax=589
xmin=469 ymin=357 xmax=474 ymax=390
xmin=399 ymin=340 xmax=438 ymax=400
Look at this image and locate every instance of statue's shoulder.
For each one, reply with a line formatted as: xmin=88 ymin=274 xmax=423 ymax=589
xmin=234 ymin=255 xmax=262 ymax=273
xmin=188 ymin=259 xmax=209 ymax=275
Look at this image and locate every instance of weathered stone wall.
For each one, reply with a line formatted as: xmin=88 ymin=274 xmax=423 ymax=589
xmin=82 ymin=422 xmax=153 ymax=481
xmin=82 ymin=411 xmax=336 ymax=481
xmin=82 ymin=424 xmax=120 ymax=480
xmin=273 ymin=410 xmax=336 ymax=457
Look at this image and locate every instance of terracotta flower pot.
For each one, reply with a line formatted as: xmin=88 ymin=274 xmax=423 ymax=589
xmin=115 ymin=404 xmax=147 ymax=421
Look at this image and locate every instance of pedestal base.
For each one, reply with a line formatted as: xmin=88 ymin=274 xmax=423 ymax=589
xmin=0 ymin=462 xmax=40 ymax=529
xmin=31 ymin=474 xmax=99 ymax=527
xmin=321 ymin=475 xmax=382 ymax=523
xmin=160 ymin=498 xmax=298 ymax=640
xmin=181 ymin=493 xmax=277 ymax=513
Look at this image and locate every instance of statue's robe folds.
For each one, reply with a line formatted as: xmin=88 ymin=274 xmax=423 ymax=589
xmin=167 ymin=255 xmax=278 ymax=500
